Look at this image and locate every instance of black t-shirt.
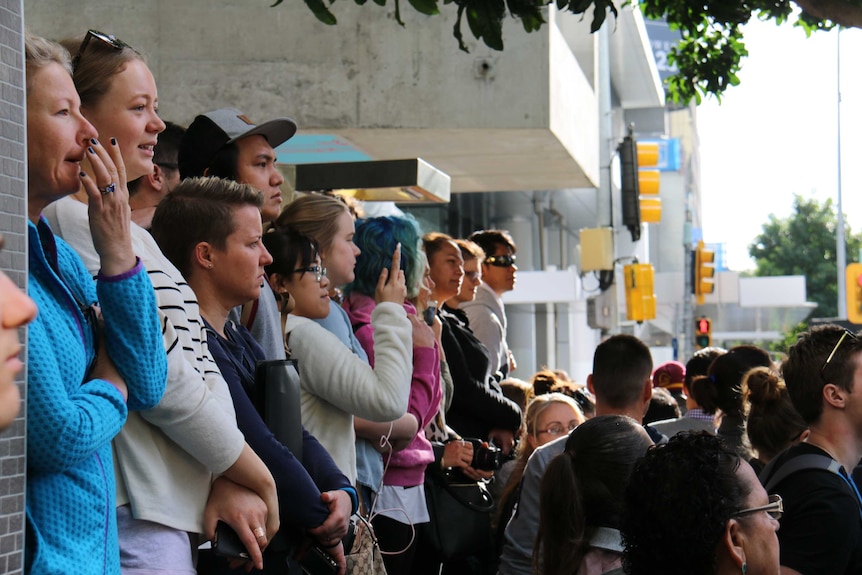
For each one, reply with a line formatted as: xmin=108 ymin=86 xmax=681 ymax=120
xmin=767 ymin=443 xmax=862 ymax=574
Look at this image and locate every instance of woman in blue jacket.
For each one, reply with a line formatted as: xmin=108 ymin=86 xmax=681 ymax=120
xmin=24 ymin=32 xmax=166 ymax=574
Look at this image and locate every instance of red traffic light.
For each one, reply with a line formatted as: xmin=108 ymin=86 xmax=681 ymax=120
xmin=697 ymin=318 xmax=711 ymax=334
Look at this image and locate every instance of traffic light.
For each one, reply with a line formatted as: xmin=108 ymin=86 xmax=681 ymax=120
xmin=695 ymin=317 xmax=712 ymax=349
xmin=847 ymin=263 xmax=862 ymax=324
xmin=692 ymin=240 xmax=715 ymax=305
xmin=619 ymin=130 xmax=662 ymax=242
xmin=623 ymin=263 xmax=656 ymax=323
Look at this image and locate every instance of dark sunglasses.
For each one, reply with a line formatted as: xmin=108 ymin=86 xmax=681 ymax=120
xmin=820 ymin=329 xmax=858 ymax=380
xmin=484 ymin=254 xmax=516 ymax=268
xmin=72 ymin=29 xmax=135 ymax=70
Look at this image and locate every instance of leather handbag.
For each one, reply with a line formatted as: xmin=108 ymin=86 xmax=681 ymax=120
xmin=422 ymin=467 xmax=495 ymax=561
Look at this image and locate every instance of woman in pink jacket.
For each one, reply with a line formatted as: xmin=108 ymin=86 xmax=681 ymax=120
xmin=342 ymin=215 xmax=440 ymax=575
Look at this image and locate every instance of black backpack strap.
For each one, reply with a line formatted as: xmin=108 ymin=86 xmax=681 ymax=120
xmin=760 ymin=453 xmax=842 ymax=492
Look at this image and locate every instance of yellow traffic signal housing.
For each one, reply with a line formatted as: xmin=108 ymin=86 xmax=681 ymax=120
xmin=624 ymin=263 xmax=657 ymax=323
xmin=637 ymin=142 xmax=661 ymax=223
xmin=693 ymin=240 xmax=716 ymax=305
xmin=619 ymin=135 xmax=663 ymax=241
xmin=846 ymin=263 xmax=862 ymax=324
xmin=695 ymin=317 xmax=712 ymax=349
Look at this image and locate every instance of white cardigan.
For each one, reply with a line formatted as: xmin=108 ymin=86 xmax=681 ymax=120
xmin=43 ymin=197 xmax=245 ymax=535
xmin=284 ymin=302 xmax=412 ymax=482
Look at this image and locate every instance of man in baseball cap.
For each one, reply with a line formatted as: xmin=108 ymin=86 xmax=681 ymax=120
xmin=179 ymin=107 xmax=298 ymax=362
xmin=179 ymin=107 xmax=297 ymax=223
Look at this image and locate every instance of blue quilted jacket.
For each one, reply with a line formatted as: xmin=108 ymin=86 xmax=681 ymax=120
xmin=25 ymin=218 xmax=166 ymax=575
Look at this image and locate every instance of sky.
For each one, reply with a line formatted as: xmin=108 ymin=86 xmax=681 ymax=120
xmin=697 ymin=18 xmax=862 ymax=271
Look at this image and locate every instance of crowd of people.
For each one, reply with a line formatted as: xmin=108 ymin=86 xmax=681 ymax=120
xmin=11 ymin=27 xmax=862 ymax=575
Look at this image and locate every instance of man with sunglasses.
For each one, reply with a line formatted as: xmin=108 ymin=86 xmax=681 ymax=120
xmin=460 ymin=229 xmax=519 ymax=383
xmin=761 ymin=325 xmax=862 ymax=574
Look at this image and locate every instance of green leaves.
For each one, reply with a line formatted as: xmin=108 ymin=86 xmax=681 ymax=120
xmin=749 ymin=195 xmax=862 ymax=319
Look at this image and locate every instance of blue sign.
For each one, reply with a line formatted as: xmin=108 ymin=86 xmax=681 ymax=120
xmin=640 ymin=138 xmax=681 ymax=172
xmin=276 ymin=134 xmax=372 ymax=165
xmin=643 ymin=18 xmax=682 ymax=83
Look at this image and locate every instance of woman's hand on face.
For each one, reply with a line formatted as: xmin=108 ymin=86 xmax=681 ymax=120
xmin=81 ymin=138 xmax=136 ymax=276
xmin=410 ymin=314 xmax=436 ymax=349
xmin=374 ymin=243 xmax=407 ymax=305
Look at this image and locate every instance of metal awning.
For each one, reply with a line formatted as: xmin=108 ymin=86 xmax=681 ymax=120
xmin=281 ymin=158 xmax=450 ymax=204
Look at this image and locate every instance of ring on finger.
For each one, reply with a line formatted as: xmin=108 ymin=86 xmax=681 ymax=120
xmin=100 ymin=183 xmax=116 ymax=195
xmin=253 ymin=527 xmax=266 ymax=539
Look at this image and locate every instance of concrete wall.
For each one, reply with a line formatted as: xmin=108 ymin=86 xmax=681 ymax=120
xmin=25 ymin=1 xmax=554 ymax=128
xmin=0 ymin=0 xmax=26 ymax=572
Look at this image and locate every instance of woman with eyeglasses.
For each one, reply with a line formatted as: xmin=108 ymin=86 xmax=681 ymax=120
xmin=24 ymin=32 xmax=167 ymax=574
xmin=40 ymin=30 xmax=281 ymax=574
xmin=152 ymin=177 xmax=357 ymax=575
xmin=493 ymin=393 xmax=584 ymax=567
xmin=621 ymin=432 xmax=781 ymax=575
xmin=534 ymin=415 xmax=653 ymax=575
xmin=423 ymin=233 xmax=522 ymax=454
xmin=261 ymin=227 xmax=426 ymax=489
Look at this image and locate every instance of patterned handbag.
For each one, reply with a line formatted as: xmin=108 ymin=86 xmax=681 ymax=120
xmin=345 ymin=514 xmax=387 ymax=575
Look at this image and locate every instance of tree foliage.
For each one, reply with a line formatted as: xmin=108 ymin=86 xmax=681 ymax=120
xmin=291 ymin=0 xmax=862 ymax=104
xmin=748 ymin=195 xmax=862 ymax=319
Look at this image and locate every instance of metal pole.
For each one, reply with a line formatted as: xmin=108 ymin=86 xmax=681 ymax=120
xmin=837 ymin=28 xmax=847 ymax=318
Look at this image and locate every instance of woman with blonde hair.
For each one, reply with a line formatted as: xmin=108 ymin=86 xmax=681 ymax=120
xmin=24 ymin=31 xmax=167 ymax=573
xmin=492 ymin=393 xmax=585 ymax=562
xmin=41 ymin=30 xmax=279 ymax=572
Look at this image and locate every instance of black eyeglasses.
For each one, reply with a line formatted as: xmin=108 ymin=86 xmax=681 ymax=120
xmin=820 ymin=329 xmax=858 ymax=379
xmin=733 ymin=494 xmax=783 ymax=521
xmin=72 ymin=29 xmax=134 ymax=70
xmin=484 ymin=254 xmax=516 ymax=268
xmin=293 ymin=265 xmax=326 ymax=283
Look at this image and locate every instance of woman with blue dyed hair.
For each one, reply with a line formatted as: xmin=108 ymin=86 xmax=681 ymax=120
xmin=343 ymin=215 xmax=440 ymax=574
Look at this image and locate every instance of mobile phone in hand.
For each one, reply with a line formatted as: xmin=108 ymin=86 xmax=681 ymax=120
xmin=212 ymin=521 xmax=250 ymax=560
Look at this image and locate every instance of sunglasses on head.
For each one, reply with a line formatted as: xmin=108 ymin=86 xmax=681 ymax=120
xmin=484 ymin=254 xmax=516 ymax=268
xmin=820 ymin=329 xmax=858 ymax=380
xmin=72 ymin=29 xmax=135 ymax=70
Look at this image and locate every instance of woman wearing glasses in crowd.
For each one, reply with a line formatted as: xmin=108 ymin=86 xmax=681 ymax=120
xmin=342 ymin=215 xmax=441 ymax=574
xmin=152 ymin=177 xmax=356 ymax=575
xmin=261 ymin=227 xmax=423 ymax=488
xmin=24 ymin=32 xmax=167 ymax=574
xmin=533 ymin=415 xmax=652 ymax=575
xmin=424 ymin=234 xmax=522 ymax=454
xmin=41 ymin=30 xmax=280 ymax=573
xmin=621 ymin=432 xmax=781 ymax=575
xmin=276 ymin=193 xmax=402 ymax=511
xmin=493 ymin=393 xmax=584 ymax=547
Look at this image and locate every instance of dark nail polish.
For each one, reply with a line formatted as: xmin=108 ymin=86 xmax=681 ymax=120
xmin=88 ymin=146 xmax=95 ymax=154
xmin=110 ymin=137 xmax=117 ymax=146
xmin=79 ymin=172 xmax=86 ymax=177
xmin=90 ymin=138 xmax=98 ymax=145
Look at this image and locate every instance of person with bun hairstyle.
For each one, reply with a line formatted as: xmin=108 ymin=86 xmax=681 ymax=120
xmin=701 ymin=346 xmax=773 ymax=458
xmin=741 ymin=366 xmax=808 ymax=473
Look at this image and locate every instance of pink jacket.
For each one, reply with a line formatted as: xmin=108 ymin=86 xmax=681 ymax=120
xmin=343 ymin=293 xmax=441 ymax=486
